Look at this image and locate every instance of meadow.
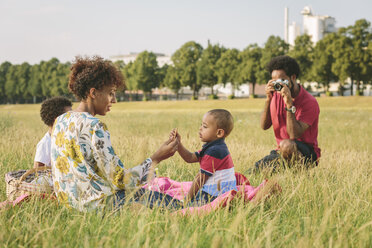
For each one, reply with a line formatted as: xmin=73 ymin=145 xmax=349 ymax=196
xmin=0 ymin=97 xmax=371 ymax=247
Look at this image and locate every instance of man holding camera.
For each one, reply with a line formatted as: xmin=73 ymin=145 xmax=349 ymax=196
xmin=254 ymin=55 xmax=320 ymax=172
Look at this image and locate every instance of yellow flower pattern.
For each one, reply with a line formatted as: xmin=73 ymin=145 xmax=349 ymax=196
xmin=102 ymin=122 xmax=108 ymax=131
xmin=55 ymin=156 xmax=69 ymax=174
xmin=54 ymin=181 xmax=60 ymax=190
xmin=50 ymin=111 xmax=153 ymax=212
xmin=113 ymin=166 xmax=125 ymax=188
xmin=68 ymin=122 xmax=75 ymax=132
xmin=55 ymin=131 xmax=65 ymax=147
xmin=58 ymin=191 xmax=69 ymax=207
xmin=62 ymin=138 xmax=84 ymax=163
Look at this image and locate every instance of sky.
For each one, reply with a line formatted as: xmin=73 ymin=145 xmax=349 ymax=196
xmin=1 ymin=0 xmax=371 ymax=64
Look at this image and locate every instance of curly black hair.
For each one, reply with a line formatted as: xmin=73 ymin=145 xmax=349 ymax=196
xmin=267 ymin=55 xmax=300 ymax=78
xmin=40 ymin=97 xmax=72 ymax=126
xmin=68 ymin=56 xmax=125 ymax=100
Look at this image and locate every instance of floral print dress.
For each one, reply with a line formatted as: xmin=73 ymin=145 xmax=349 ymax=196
xmin=51 ymin=111 xmax=152 ymax=212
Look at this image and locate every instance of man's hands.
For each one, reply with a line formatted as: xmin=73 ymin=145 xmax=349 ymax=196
xmin=265 ymin=80 xmax=275 ymax=101
xmin=279 ymin=83 xmax=293 ymax=108
xmin=265 ymin=79 xmax=293 ymax=107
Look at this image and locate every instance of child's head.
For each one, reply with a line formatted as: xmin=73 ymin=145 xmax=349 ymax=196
xmin=40 ymin=97 xmax=72 ymax=127
xmin=199 ymin=109 xmax=234 ymax=142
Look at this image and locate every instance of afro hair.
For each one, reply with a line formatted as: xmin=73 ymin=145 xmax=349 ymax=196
xmin=267 ymin=55 xmax=300 ymax=78
xmin=40 ymin=96 xmax=72 ymax=126
xmin=68 ymin=56 xmax=125 ymax=100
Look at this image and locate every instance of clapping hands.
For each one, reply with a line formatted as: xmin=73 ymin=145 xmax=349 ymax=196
xmin=151 ymin=128 xmax=180 ymax=164
xmin=169 ymin=128 xmax=181 ymax=143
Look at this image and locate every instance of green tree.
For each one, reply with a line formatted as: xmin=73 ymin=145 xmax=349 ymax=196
xmin=5 ymin=65 xmax=20 ymax=103
xmin=29 ymin=64 xmax=43 ymax=102
xmin=0 ymin=62 xmax=12 ymax=103
xmin=122 ymin=62 xmax=136 ymax=90
xmin=4 ymin=62 xmax=31 ymax=103
xmin=331 ymin=20 xmax=372 ymax=96
xmin=122 ymin=61 xmax=138 ymax=101
xmin=347 ymin=19 xmax=372 ymax=95
xmin=40 ymin=58 xmax=60 ymax=98
xmin=114 ymin=60 xmax=126 ymax=71
xmin=163 ymin=65 xmax=181 ymax=98
xmin=257 ymin=36 xmax=289 ymax=85
xmin=312 ymin=33 xmax=338 ymax=93
xmin=215 ymin=48 xmax=241 ymax=96
xmin=197 ymin=43 xmax=225 ymax=96
xmin=50 ymin=63 xmax=70 ymax=97
xmin=331 ymin=28 xmax=355 ymax=96
xmin=237 ymin=44 xmax=262 ymax=96
xmin=131 ymin=51 xmax=159 ymax=99
xmin=18 ymin=62 xmax=31 ymax=102
xmin=157 ymin=64 xmax=169 ymax=88
xmin=172 ymin=41 xmax=203 ymax=99
xmin=367 ymin=42 xmax=372 ymax=86
xmin=288 ymin=34 xmax=314 ymax=83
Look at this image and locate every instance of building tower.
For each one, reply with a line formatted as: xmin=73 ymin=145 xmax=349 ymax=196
xmin=284 ymin=7 xmax=289 ymax=43
xmin=301 ymin=6 xmax=337 ymax=44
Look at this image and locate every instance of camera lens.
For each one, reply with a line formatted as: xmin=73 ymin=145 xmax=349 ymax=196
xmin=274 ymin=83 xmax=282 ymax=91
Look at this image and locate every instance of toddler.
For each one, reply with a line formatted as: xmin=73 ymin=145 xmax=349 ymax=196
xmin=34 ymin=96 xmax=72 ymax=168
xmin=171 ymin=109 xmax=237 ymax=204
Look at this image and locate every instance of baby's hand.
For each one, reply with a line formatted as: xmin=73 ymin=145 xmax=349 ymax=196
xmin=169 ymin=128 xmax=178 ymax=141
xmin=175 ymin=129 xmax=181 ymax=143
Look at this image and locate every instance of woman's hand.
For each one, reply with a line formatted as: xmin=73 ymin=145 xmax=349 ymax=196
xmin=169 ymin=128 xmax=178 ymax=141
xmin=151 ymin=137 xmax=179 ymax=164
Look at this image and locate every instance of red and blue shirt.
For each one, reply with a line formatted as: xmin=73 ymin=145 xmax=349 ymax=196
xmin=195 ymin=138 xmax=237 ymax=196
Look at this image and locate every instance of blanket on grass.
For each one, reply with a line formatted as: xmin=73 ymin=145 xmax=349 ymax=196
xmin=1 ymin=173 xmax=274 ymax=215
xmin=143 ymin=173 xmax=269 ymax=215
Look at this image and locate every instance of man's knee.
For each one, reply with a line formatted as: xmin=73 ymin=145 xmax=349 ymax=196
xmin=279 ymin=139 xmax=297 ymax=160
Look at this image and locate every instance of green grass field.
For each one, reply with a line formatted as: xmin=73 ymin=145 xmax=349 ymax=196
xmin=1 ymin=97 xmax=371 ymax=247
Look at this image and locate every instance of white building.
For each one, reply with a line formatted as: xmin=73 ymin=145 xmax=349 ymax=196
xmin=109 ymin=52 xmax=172 ymax=67
xmin=285 ymin=6 xmax=337 ymax=46
xmin=288 ymin=22 xmax=301 ymax=46
xmin=197 ymin=83 xmax=250 ymax=98
xmin=301 ymin=6 xmax=337 ymax=44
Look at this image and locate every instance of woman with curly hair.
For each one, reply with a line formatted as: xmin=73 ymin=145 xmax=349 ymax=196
xmin=51 ymin=56 xmax=180 ymax=212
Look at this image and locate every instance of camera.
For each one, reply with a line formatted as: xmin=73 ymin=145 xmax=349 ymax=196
xmin=272 ymin=79 xmax=289 ymax=91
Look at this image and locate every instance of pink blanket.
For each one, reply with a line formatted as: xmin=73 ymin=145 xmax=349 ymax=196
xmin=1 ymin=173 xmax=276 ymax=215
xmin=0 ymin=194 xmax=31 ymax=210
xmin=143 ymin=173 xmax=271 ymax=215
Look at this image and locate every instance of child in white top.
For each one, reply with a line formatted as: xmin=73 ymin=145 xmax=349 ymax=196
xmin=34 ymin=97 xmax=72 ymax=168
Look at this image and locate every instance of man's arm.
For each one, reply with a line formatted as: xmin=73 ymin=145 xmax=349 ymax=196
xmin=280 ymin=85 xmax=309 ymax=139
xmin=260 ymin=98 xmax=272 ymax=130
xmin=286 ymin=110 xmax=309 ymax=139
xmin=184 ymin=172 xmax=209 ymax=202
xmin=260 ymin=80 xmax=275 ymax=130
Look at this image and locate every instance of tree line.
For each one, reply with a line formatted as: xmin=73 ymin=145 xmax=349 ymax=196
xmin=1 ymin=19 xmax=371 ymax=104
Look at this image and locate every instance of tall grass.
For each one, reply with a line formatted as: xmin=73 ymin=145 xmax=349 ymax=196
xmin=0 ymin=97 xmax=371 ymax=247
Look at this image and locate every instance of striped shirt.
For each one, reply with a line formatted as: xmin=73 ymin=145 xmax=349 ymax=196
xmin=195 ymin=138 xmax=237 ymax=197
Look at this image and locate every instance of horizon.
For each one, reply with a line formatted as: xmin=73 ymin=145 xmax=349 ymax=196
xmin=1 ymin=0 xmax=371 ymax=65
